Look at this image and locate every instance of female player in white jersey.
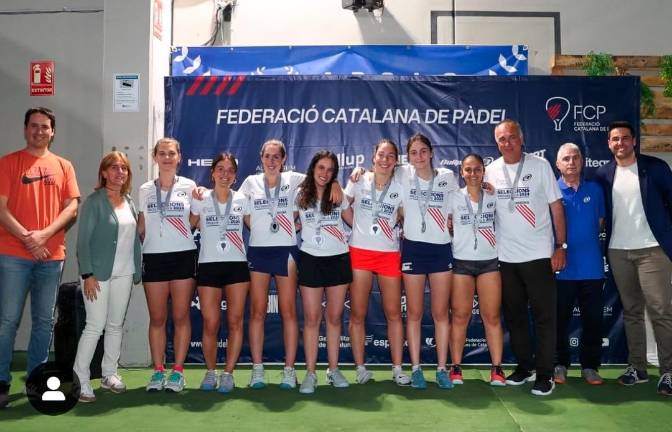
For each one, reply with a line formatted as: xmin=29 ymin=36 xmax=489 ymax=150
xmin=447 ymin=153 xmax=505 ymax=386
xmin=240 ymin=139 xmax=341 ymax=389
xmin=190 ymin=153 xmax=249 ymax=393
xmin=344 ymin=139 xmax=410 ymax=386
xmin=397 ymin=133 xmax=458 ymax=389
xmin=138 ymin=138 xmax=197 ymax=393
xmin=295 ymin=150 xmax=353 ymax=394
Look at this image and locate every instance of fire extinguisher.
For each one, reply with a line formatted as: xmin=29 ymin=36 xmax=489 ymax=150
xmin=32 ymin=64 xmax=42 ymax=84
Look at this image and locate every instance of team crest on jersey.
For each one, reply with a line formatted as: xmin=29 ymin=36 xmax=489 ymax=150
xmin=233 ymin=206 xmax=243 ymax=212
xmin=583 ymin=196 xmax=591 ymax=203
xmin=438 ymin=181 xmax=448 ymax=188
xmin=522 ymin=174 xmax=533 ymax=182
xmin=389 ymin=192 xmax=398 ymax=199
xmin=281 ymin=184 xmax=290 ymax=191
xmin=176 ymin=191 xmax=187 ymax=198
xmin=487 ymin=202 xmax=495 ymax=209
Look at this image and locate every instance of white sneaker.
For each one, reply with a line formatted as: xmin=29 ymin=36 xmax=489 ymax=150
xmin=79 ymin=382 xmax=96 ymax=403
xmin=249 ymin=364 xmax=266 ymax=389
xmin=280 ymin=367 xmax=297 ymax=390
xmin=164 ymin=371 xmax=185 ymax=393
xmin=218 ymin=372 xmax=235 ymax=393
xmin=327 ymin=368 xmax=350 ymax=388
xmin=393 ymin=367 xmax=411 ymax=386
xmin=356 ymin=365 xmax=373 ymax=384
xmin=101 ymin=374 xmax=127 ymax=394
xmin=299 ymin=372 xmax=317 ymax=394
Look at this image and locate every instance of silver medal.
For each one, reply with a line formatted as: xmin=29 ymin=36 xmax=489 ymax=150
xmin=370 ymin=223 xmax=381 ymax=236
xmin=313 ymin=235 xmax=325 ymax=248
xmin=270 ymin=220 xmax=279 ymax=233
xmin=421 ymin=221 xmax=426 ymax=233
xmin=217 ymin=240 xmax=228 ymax=254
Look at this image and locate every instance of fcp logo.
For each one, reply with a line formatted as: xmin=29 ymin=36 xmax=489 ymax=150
xmin=545 ymin=96 xmax=571 ymax=131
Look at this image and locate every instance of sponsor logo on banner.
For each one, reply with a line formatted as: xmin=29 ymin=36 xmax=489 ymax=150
xmin=584 ymin=157 xmax=611 ymax=168
xmin=267 ymin=294 xmax=279 ymax=314
xmin=545 ymin=96 xmax=608 ymax=132
xmin=603 ymin=305 xmax=613 ymax=317
xmin=439 ymin=159 xmax=461 ymax=167
xmin=318 ymin=335 xmax=351 ymax=349
xmin=464 ymin=337 xmax=487 ymax=348
xmin=191 ymin=296 xmax=228 ymax=311
xmin=336 ymin=153 xmax=365 ymax=168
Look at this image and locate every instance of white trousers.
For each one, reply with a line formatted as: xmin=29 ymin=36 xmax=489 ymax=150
xmin=73 ymin=275 xmax=133 ymax=384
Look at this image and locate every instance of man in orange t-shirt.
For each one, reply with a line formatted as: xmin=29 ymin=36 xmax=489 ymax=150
xmin=0 ymin=107 xmax=80 ymax=407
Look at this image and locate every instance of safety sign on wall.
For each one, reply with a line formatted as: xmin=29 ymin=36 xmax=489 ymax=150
xmin=30 ymin=60 xmax=55 ymax=96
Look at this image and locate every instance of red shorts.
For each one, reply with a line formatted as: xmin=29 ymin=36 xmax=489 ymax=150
xmin=349 ymin=246 xmax=401 ymax=277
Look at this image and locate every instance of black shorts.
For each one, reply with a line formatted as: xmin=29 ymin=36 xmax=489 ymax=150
xmin=197 ymin=261 xmax=250 ymax=287
xmin=452 ymin=258 xmax=500 ymax=277
xmin=142 ymin=249 xmax=197 ymax=282
xmin=298 ymin=251 xmax=353 ymax=288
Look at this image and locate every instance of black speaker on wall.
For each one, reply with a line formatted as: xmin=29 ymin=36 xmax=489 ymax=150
xmin=342 ymin=0 xmax=383 ymax=12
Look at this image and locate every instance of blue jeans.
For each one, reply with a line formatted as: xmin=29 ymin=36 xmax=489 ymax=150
xmin=0 ymin=254 xmax=64 ymax=384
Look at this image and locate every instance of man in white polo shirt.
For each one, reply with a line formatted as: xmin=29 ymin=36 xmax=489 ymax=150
xmin=485 ymin=119 xmax=566 ymax=396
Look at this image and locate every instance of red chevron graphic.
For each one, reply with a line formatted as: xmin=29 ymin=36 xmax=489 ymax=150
xmin=226 ymin=231 xmax=245 ymax=255
xmin=186 ymin=75 xmax=245 ymax=96
xmin=166 ymin=216 xmax=190 ymax=238
xmin=377 ymin=218 xmax=394 ymax=241
xmin=214 ymin=76 xmax=232 ymax=95
xmin=276 ymin=213 xmax=294 ymax=236
xmin=516 ymin=204 xmax=536 ymax=227
xmin=199 ymin=76 xmax=218 ymax=95
xmin=323 ymin=225 xmax=346 ymax=243
xmin=547 ymin=103 xmax=561 ymax=120
xmin=228 ymin=75 xmax=246 ymax=95
xmin=186 ymin=76 xmax=205 ymax=96
xmin=427 ymin=207 xmax=445 ymax=231
xmin=478 ymin=227 xmax=497 ymax=247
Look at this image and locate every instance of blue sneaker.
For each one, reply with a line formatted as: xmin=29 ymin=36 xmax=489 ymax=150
xmin=436 ymin=369 xmax=454 ymax=389
xmin=411 ymin=368 xmax=427 ymax=389
xmin=200 ymin=370 xmax=217 ymax=391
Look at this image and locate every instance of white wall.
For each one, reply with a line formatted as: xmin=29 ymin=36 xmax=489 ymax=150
xmin=173 ymin=0 xmax=672 ymax=74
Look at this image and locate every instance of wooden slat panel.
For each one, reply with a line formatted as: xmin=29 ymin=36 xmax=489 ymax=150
xmin=641 ymin=123 xmax=672 ymax=136
xmin=554 ymin=55 xmax=662 ymax=70
xmin=641 ymin=136 xmax=672 ymax=152
xmin=641 ymin=76 xmax=665 ymax=86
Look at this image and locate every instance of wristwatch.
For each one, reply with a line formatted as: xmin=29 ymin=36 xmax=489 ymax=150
xmin=555 ymin=242 xmax=568 ymax=250
xmin=81 ymin=273 xmax=93 ymax=280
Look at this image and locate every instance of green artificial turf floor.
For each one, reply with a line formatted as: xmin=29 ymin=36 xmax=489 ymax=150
xmin=1 ymin=355 xmax=669 ymax=432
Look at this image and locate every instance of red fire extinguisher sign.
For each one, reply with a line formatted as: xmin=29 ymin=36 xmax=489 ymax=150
xmin=30 ymin=61 xmax=55 ymax=96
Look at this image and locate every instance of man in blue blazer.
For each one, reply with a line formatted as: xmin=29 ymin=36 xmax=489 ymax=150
xmin=594 ymin=120 xmax=672 ymax=397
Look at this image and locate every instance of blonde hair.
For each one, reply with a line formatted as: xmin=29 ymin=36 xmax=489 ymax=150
xmin=96 ymin=151 xmax=132 ymax=195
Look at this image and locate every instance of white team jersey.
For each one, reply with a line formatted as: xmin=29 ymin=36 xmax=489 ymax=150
xmin=297 ymin=192 xmax=350 ymax=257
xmin=397 ymin=165 xmax=458 ymax=244
xmin=448 ymin=188 xmax=498 ymax=260
xmin=485 ymin=154 xmax=562 ymax=263
xmin=345 ymin=173 xmax=403 ymax=252
xmin=139 ymin=176 xmax=197 ymax=254
xmin=191 ymin=189 xmax=248 ymax=263
xmin=240 ymin=171 xmax=305 ymax=247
